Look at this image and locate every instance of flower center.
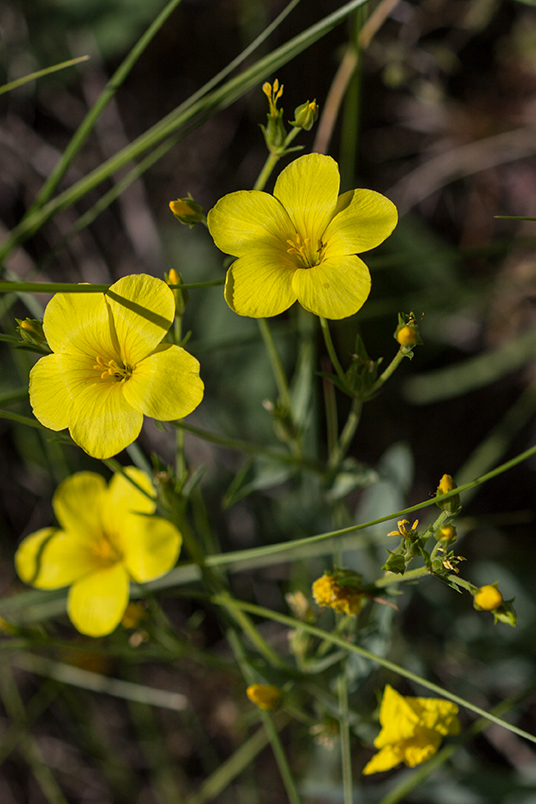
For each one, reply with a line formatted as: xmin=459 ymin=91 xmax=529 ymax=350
xmin=94 ymin=355 xmax=133 ymax=382
xmin=92 ymin=533 xmax=123 ymax=568
xmin=286 ymin=232 xmax=325 ymax=268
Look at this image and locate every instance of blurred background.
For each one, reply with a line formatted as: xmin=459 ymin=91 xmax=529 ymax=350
xmin=2 ymin=0 xmax=536 ymax=801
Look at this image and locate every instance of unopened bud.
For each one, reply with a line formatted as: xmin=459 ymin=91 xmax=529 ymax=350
xmin=246 ymin=684 xmax=281 ymax=710
xmin=436 ymin=474 xmax=461 ymax=515
xmin=291 ymin=100 xmax=319 ymax=131
xmin=474 ymin=585 xmax=503 ymax=611
xmin=169 ymin=195 xmax=204 ymax=227
xmin=16 ymin=318 xmax=45 ymax=345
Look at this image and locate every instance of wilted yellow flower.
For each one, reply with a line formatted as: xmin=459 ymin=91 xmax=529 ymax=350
xmin=15 ymin=468 xmax=181 ymax=637
xmin=246 ymin=684 xmax=281 ymax=710
xmin=474 ymin=585 xmax=503 ymax=611
xmin=312 ymin=572 xmax=363 ymax=616
xmin=387 ymin=519 xmax=419 ymax=539
xmin=208 ymin=153 xmax=397 ymax=319
xmin=29 ymin=274 xmax=204 ymax=459
xmin=363 ymin=684 xmax=461 ymax=775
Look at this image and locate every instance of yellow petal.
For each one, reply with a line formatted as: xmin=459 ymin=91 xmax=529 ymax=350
xmin=362 ymin=745 xmax=404 ymax=775
xmin=68 ymin=380 xmax=143 ymax=459
xmin=122 ymin=515 xmax=181 ymax=583
xmin=224 ymin=252 xmax=297 ymax=318
xmin=15 ymin=527 xmax=57 ymax=586
xmin=15 ymin=529 xmax=98 ymax=589
xmin=291 ymin=255 xmax=371 ymax=319
xmin=67 ymin=564 xmax=129 ymax=637
xmin=411 ymin=697 xmax=461 ymax=736
xmin=402 ymin=734 xmax=442 ymax=767
xmin=29 ymin=353 xmax=75 ymax=431
xmin=122 ymin=344 xmax=204 ymax=420
xmin=323 ymin=189 xmax=398 ymax=255
xmin=207 ymin=190 xmax=295 ymax=257
xmin=273 ymin=154 xmax=340 ymax=245
xmin=53 ymin=472 xmax=108 ymax=539
xmin=375 ymin=685 xmax=420 ymax=747
xmin=42 ymin=289 xmax=118 ymax=358
xmin=102 ymin=467 xmax=156 ymax=541
xmin=106 ymin=275 xmax=175 ymax=366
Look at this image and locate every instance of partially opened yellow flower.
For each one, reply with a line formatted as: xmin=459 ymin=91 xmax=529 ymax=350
xmin=207 ymin=153 xmax=397 ymax=319
xmin=15 ymin=468 xmax=181 ymax=637
xmin=363 ymin=684 xmax=461 ymax=774
xmin=29 ymin=274 xmax=204 ymax=459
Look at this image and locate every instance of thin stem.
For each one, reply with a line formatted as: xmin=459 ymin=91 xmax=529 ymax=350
xmin=328 ymin=397 xmax=362 ymax=470
xmin=257 ymin=318 xmax=292 ymax=409
xmin=319 ymin=317 xmax=347 ymax=385
xmin=212 ymin=596 xmax=536 ymax=747
xmin=338 ymin=670 xmax=353 ymax=804
xmin=371 ymin=347 xmax=405 ymax=392
xmin=30 ymin=0 xmax=185 ymax=213
xmin=253 ymin=126 xmax=303 ymax=192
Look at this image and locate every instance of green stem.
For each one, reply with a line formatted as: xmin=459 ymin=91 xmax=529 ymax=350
xmin=29 ymin=0 xmax=185 ymax=214
xmin=328 ymin=397 xmax=362 ymax=470
xmin=253 ymin=126 xmax=303 ymax=192
xmin=338 ymin=670 xmax=353 ymax=804
xmin=371 ymin=347 xmax=405 ymax=393
xmin=446 ymin=574 xmax=478 ymax=596
xmin=319 ymin=317 xmax=347 ymax=385
xmin=212 ymin=596 xmax=536 ymax=746
xmin=257 ymin=318 xmax=292 ymax=409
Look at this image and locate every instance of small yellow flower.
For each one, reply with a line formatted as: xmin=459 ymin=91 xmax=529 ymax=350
xmin=208 ymin=153 xmax=397 ymax=319
xmin=387 ymin=519 xmax=419 ymax=539
xmin=363 ymin=685 xmax=461 ymax=775
xmin=474 ymin=585 xmax=503 ymax=611
xmin=29 ymin=274 xmax=204 ymax=459
xmin=312 ymin=573 xmax=363 ymax=616
xmin=15 ymin=468 xmax=181 ymax=637
xmin=246 ymin=684 xmax=281 ymax=710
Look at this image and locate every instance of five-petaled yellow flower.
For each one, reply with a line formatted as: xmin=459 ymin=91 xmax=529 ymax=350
xmin=207 ymin=153 xmax=398 ymax=320
xmin=15 ymin=468 xmax=181 ymax=637
xmin=363 ymin=684 xmax=461 ymax=775
xmin=29 ymin=274 xmax=204 ymax=459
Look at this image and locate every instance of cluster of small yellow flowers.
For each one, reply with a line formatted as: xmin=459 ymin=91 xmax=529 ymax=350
xmin=246 ymin=684 xmax=282 ymax=710
xmin=363 ymin=685 xmax=461 ymax=774
xmin=312 ymin=573 xmax=364 ymax=616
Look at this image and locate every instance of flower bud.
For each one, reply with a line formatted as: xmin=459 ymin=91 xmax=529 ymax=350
xmin=394 ymin=313 xmax=422 ymax=353
xmin=474 ymin=584 xmax=503 ymax=611
xmin=290 ymin=100 xmax=319 ymax=131
xmin=246 ymin=684 xmax=281 ymax=710
xmin=16 ymin=318 xmax=45 ymax=345
xmin=165 ymin=269 xmax=188 ymax=315
xmin=435 ymin=474 xmax=461 ymax=515
xmin=169 ymin=195 xmax=204 ymax=227
xmin=438 ymin=524 xmax=457 ymax=546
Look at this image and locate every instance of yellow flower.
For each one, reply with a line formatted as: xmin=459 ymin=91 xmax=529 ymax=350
xmin=363 ymin=684 xmax=461 ymax=775
xmin=387 ymin=519 xmax=419 ymax=539
xmin=246 ymin=684 xmax=282 ymax=710
xmin=474 ymin=585 xmax=503 ymax=611
xmin=207 ymin=153 xmax=397 ymax=320
xmin=29 ymin=274 xmax=204 ymax=459
xmin=15 ymin=468 xmax=181 ymax=637
xmin=312 ymin=572 xmax=364 ymax=616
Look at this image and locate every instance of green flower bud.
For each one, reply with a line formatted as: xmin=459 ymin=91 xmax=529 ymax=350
xmin=435 ymin=474 xmax=461 ymax=515
xmin=290 ymin=100 xmax=319 ymax=131
xmin=16 ymin=318 xmax=45 ymax=345
xmin=382 ymin=550 xmax=406 ymax=574
xmin=169 ymin=195 xmax=204 ymax=227
xmin=261 ymin=80 xmax=287 ymax=151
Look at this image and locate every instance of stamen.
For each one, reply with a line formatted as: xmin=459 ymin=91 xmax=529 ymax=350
xmin=93 ymin=355 xmax=133 ymax=382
